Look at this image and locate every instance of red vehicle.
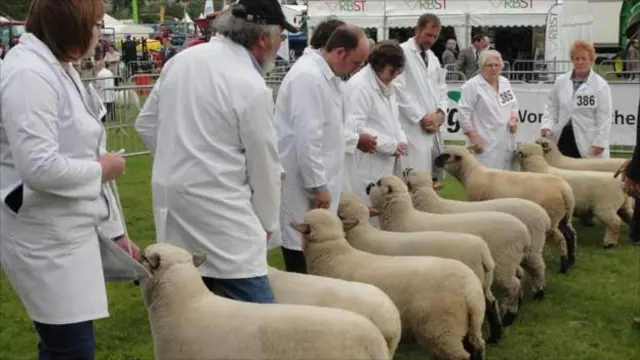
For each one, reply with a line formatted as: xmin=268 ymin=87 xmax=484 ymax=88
xmin=186 ymin=12 xmax=220 ymax=47
xmin=0 ymin=19 xmax=25 ymax=48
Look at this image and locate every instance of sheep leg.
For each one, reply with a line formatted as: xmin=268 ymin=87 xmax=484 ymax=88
xmin=549 ymin=226 xmax=572 ymax=274
xmin=493 ymin=275 xmax=521 ymax=327
xmin=485 ymin=298 xmax=502 ymax=345
xmin=595 ymin=208 xmax=622 ymax=249
xmin=520 ymin=253 xmax=547 ymax=301
xmin=414 ymin=322 xmax=470 ymax=360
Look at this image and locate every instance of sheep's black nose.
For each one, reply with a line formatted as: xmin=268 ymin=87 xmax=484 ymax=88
xmin=365 ymin=183 xmax=375 ymax=195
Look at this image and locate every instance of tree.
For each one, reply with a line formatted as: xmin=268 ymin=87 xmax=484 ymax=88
xmin=0 ymin=0 xmax=31 ymax=19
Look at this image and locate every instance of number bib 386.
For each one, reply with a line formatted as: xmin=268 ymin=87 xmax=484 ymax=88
xmin=574 ymin=94 xmax=597 ymax=108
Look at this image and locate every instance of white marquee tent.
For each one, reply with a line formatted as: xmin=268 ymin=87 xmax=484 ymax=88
xmin=306 ymin=0 xmax=593 ymax=49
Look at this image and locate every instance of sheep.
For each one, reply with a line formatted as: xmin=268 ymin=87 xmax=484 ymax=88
xmin=139 ymin=243 xmax=391 ymax=360
xmin=401 ymin=168 xmax=550 ymax=301
xmin=366 ymin=176 xmax=530 ymax=326
xmin=535 ymin=137 xmax=626 ymax=172
xmin=337 ymin=193 xmax=503 ymax=344
xmin=267 ymin=266 xmax=402 ymax=357
xmin=435 ymin=145 xmax=578 ymax=274
xmin=516 ymin=141 xmax=633 ymax=248
xmin=294 ymin=209 xmax=487 ymax=360
xmin=115 ymin=88 xmax=142 ymax=110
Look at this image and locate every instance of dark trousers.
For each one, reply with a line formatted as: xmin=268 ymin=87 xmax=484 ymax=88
xmin=631 ymin=199 xmax=640 ymax=242
xmin=557 ymin=122 xmax=581 ymax=158
xmin=201 ymin=275 xmax=275 ymax=304
xmin=281 ymin=247 xmax=307 ymax=274
xmin=100 ymin=102 xmax=115 ymax=123
xmin=34 ymin=320 xmax=95 ymax=360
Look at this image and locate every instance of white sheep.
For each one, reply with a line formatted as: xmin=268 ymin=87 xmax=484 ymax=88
xmin=535 ymin=137 xmax=627 ymax=172
xmin=294 ymin=209 xmax=487 ymax=360
xmin=516 ymin=141 xmax=633 ymax=248
xmin=435 ymin=145 xmax=578 ymax=274
xmin=337 ymin=193 xmax=504 ymax=344
xmin=401 ymin=168 xmax=550 ymax=301
xmin=115 ymin=88 xmax=142 ymax=111
xmin=367 ymin=175 xmax=530 ymax=326
xmin=268 ymin=266 xmax=402 ymax=357
xmin=139 ymin=243 xmax=391 ymax=360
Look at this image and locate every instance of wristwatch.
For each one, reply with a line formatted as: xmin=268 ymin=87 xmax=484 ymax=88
xmin=111 ymin=234 xmax=125 ymax=242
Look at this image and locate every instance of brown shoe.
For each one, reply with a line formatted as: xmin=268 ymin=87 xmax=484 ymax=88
xmin=634 ymin=316 xmax=640 ymax=325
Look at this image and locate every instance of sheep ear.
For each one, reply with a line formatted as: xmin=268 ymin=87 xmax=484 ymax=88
xmin=342 ymin=219 xmax=359 ymax=232
xmin=143 ymin=253 xmax=161 ymax=270
xmin=369 ymin=208 xmax=381 ymax=217
xmin=192 ymin=252 xmax=207 ymax=268
xmin=291 ymin=222 xmax=311 ymax=235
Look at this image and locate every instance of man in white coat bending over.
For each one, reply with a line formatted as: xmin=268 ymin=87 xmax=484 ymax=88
xmin=276 ymin=25 xmax=370 ymax=273
xmin=134 ymin=0 xmax=296 ymax=303
xmin=394 ymin=13 xmax=449 ymax=189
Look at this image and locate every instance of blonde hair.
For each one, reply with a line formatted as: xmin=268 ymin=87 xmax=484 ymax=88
xmin=569 ymin=40 xmax=596 ymax=62
xmin=479 ymin=49 xmax=504 ymax=69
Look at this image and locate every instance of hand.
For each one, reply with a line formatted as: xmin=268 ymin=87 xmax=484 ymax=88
xmin=99 ymin=152 xmax=126 ymax=181
xmin=115 ymin=235 xmax=141 ymax=262
xmin=509 ymin=123 xmax=517 ymax=134
xmin=614 ymin=159 xmax=640 ymax=197
xmin=313 ymin=191 xmax=331 ymax=209
xmin=396 ymin=142 xmax=408 ymax=156
xmin=614 ymin=159 xmax=630 ymax=180
xmin=266 ymin=232 xmax=272 ymax=242
xmin=420 ymin=112 xmax=441 ymax=133
xmin=592 ymin=146 xmax=604 ymax=156
xmin=541 ymin=129 xmax=551 ymax=137
xmin=357 ymin=133 xmax=377 ymax=153
xmin=467 ymin=131 xmax=484 ymax=153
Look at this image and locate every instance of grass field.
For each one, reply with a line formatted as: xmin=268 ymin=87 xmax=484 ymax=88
xmin=1 ymin=155 xmax=638 ymax=360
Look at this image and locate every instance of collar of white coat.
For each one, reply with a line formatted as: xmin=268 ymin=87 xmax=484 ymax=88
xmin=407 ymin=37 xmax=426 ymax=54
xmin=362 ymin=65 xmax=392 ymax=98
xmin=476 ymin=73 xmax=508 ymax=88
xmin=18 ymin=33 xmax=65 ymax=67
xmin=213 ymin=34 xmax=263 ymax=76
xmin=570 ymin=69 xmax=595 ymax=83
xmin=307 ymin=48 xmax=340 ymax=83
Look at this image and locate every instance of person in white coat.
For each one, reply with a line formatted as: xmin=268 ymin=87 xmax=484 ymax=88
xmin=93 ymin=60 xmax=116 ymax=123
xmin=0 ymin=1 xmax=140 ymax=358
xmin=275 ymin=25 xmax=370 ymax=274
xmin=344 ymin=40 xmax=408 ymax=204
xmin=541 ymin=40 xmax=613 ymax=160
xmin=394 ymin=13 xmax=449 ymax=189
xmin=540 ymin=39 xmax=613 ymax=227
xmin=135 ymin=0 xmax=296 ymax=303
xmin=458 ymin=50 xmax=519 ymax=170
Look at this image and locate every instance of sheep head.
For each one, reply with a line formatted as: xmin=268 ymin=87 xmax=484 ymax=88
xmin=534 ymin=137 xmax=556 ymax=155
xmin=433 ymin=146 xmax=473 ymax=177
xmin=337 ymin=192 xmax=370 ymax=227
xmin=291 ymin=209 xmax=355 ymax=247
xmin=515 ymin=141 xmax=549 ymax=172
xmin=366 ymin=175 xmax=411 ymax=211
xmin=516 ymin=141 xmax=545 ymax=158
xmin=402 ymin=167 xmax=433 ymax=192
xmin=141 ymin=243 xmax=207 ymax=275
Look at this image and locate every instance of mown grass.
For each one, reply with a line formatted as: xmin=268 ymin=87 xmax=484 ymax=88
xmin=1 ymin=155 xmax=638 ymax=359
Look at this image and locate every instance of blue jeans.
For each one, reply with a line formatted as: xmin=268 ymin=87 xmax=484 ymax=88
xmin=33 ymin=320 xmax=95 ymax=360
xmin=201 ymin=275 xmax=275 ymax=304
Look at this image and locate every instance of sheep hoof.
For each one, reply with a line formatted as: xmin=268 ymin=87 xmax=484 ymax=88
xmin=485 ymin=300 xmax=503 ymax=344
xmin=559 ymin=256 xmax=572 ymax=274
xmin=502 ymin=312 xmax=517 ymax=327
xmin=463 ymin=335 xmax=485 ymax=360
xmin=580 ymin=216 xmax=595 ymax=227
xmin=603 ymin=243 xmax=616 ymax=249
xmin=532 ymin=288 xmax=545 ymax=301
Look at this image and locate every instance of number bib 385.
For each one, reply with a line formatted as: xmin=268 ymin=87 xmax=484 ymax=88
xmin=499 ymin=89 xmax=514 ymax=107
xmin=574 ymin=94 xmax=597 ymax=108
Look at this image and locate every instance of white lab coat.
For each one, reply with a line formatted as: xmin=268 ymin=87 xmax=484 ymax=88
xmin=95 ymin=67 xmax=115 ymax=104
xmin=0 ymin=33 xmax=125 ymax=325
xmin=345 ymin=65 xmax=407 ymax=204
xmin=275 ymin=50 xmax=346 ymax=251
xmin=541 ymin=71 xmax=613 ymax=158
xmin=394 ymin=38 xmax=448 ymax=175
xmin=458 ymin=75 xmax=519 ymax=170
xmin=135 ymin=36 xmax=281 ymax=279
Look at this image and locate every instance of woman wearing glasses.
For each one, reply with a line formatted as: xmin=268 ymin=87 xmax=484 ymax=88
xmin=457 ymin=49 xmax=519 ymax=170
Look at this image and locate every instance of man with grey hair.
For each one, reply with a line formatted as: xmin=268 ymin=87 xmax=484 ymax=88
xmin=135 ymin=0 xmax=296 ymax=304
